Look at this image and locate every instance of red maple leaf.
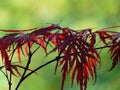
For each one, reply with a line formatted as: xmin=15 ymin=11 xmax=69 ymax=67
xmin=47 ymin=28 xmax=100 ymax=90
xmin=108 ymin=33 xmax=120 ymax=70
xmin=0 ymin=39 xmax=12 ymax=72
xmin=96 ymin=29 xmax=120 ymax=71
xmin=0 ymin=33 xmax=19 ymax=72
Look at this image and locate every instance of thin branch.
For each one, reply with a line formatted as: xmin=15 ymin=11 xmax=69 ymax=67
xmin=24 ymin=56 xmax=62 ymax=80
xmin=0 ymin=69 xmax=10 ymax=84
xmin=0 ymin=69 xmax=12 ymax=90
xmin=5 ymin=69 xmax=11 ymax=90
xmin=31 ymin=45 xmax=40 ymax=55
xmin=95 ymin=45 xmax=112 ymax=50
xmin=15 ymin=43 xmax=32 ymax=90
xmin=8 ymin=46 xmax=16 ymax=90
xmin=9 ymin=73 xmax=12 ymax=90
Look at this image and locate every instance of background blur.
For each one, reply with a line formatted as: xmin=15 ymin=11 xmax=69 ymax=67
xmin=0 ymin=0 xmax=120 ymax=90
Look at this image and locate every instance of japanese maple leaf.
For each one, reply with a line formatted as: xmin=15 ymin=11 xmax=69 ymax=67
xmin=0 ymin=39 xmax=12 ymax=72
xmin=0 ymin=33 xmax=19 ymax=71
xmin=47 ymin=28 xmax=100 ymax=90
xmin=96 ymin=29 xmax=120 ymax=70
xmin=13 ymin=33 xmax=41 ymax=62
xmin=108 ymin=33 xmax=120 ymax=70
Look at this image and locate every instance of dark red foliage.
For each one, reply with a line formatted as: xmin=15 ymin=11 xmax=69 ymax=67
xmin=0 ymin=39 xmax=12 ymax=71
xmin=0 ymin=33 xmax=19 ymax=72
xmin=96 ymin=30 xmax=120 ymax=70
xmin=108 ymin=33 xmax=120 ymax=70
xmin=47 ymin=28 xmax=100 ymax=90
xmin=96 ymin=30 xmax=112 ymax=45
xmin=0 ymin=25 xmax=120 ymax=90
xmin=14 ymin=33 xmax=39 ymax=59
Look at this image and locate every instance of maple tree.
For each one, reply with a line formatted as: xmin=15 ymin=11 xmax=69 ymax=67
xmin=0 ymin=24 xmax=120 ymax=90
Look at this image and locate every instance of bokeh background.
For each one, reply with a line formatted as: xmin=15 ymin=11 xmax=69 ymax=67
xmin=0 ymin=0 xmax=120 ymax=90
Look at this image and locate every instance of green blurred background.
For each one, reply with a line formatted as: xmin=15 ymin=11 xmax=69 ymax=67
xmin=0 ymin=0 xmax=120 ymax=90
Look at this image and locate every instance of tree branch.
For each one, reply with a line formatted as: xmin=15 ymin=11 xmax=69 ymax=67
xmin=15 ymin=43 xmax=32 ymax=90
